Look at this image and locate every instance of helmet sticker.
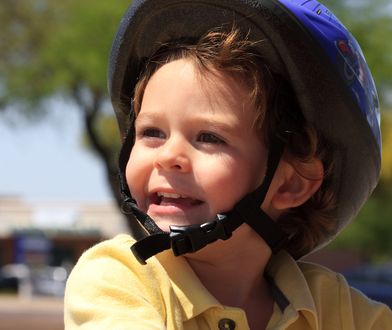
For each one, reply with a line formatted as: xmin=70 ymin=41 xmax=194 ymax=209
xmin=280 ymin=0 xmax=381 ymax=147
xmin=335 ymin=38 xmax=381 ymax=146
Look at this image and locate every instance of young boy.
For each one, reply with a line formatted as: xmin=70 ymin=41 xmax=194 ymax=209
xmin=64 ymin=0 xmax=392 ymax=329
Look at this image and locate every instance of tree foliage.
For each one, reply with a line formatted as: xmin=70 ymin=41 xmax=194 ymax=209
xmin=1 ymin=1 xmax=129 ymax=103
xmin=332 ymin=183 xmax=392 ymax=262
xmin=0 ymin=0 xmax=129 ymax=213
xmin=381 ymin=111 xmax=392 ymax=181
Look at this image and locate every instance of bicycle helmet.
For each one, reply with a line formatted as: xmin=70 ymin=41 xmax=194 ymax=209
xmin=108 ymin=0 xmax=381 ymax=263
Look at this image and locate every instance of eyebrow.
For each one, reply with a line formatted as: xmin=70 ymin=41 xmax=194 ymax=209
xmin=196 ymin=117 xmax=240 ymax=135
xmin=134 ymin=111 xmax=162 ymax=124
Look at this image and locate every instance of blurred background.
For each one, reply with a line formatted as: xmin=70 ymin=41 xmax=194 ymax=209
xmin=0 ymin=0 xmax=391 ymax=329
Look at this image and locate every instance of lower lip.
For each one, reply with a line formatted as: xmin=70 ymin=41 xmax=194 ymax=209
xmin=147 ymin=202 xmax=201 ymax=216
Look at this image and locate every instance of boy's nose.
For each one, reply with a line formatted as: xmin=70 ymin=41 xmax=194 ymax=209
xmin=154 ymin=136 xmax=191 ymax=172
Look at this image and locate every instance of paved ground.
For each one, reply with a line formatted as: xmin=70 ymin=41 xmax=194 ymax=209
xmin=0 ymin=295 xmax=63 ymax=330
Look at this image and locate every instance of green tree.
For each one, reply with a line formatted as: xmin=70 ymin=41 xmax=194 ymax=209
xmin=381 ymin=111 xmax=392 ymax=181
xmin=331 ymin=110 xmax=392 ymax=262
xmin=0 ymin=0 xmax=129 ymax=211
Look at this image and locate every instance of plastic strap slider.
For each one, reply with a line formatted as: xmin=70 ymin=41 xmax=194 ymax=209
xmin=169 ymin=215 xmax=232 ymax=256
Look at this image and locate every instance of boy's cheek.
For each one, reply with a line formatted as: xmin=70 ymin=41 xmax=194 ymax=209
xmin=125 ymin=164 xmax=143 ymax=202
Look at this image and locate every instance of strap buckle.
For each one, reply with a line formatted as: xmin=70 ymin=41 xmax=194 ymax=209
xmin=169 ymin=215 xmax=232 ymax=256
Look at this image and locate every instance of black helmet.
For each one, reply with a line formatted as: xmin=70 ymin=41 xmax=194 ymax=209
xmin=108 ymin=0 xmax=381 ymax=263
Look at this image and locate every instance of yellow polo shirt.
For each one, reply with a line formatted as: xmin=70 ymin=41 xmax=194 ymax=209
xmin=64 ymin=234 xmax=392 ymax=329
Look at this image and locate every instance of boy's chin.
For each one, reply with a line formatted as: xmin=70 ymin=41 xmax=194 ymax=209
xmin=152 ymin=214 xmax=210 ymax=233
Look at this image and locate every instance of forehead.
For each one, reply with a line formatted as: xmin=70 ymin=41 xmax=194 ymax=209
xmin=146 ymin=58 xmax=252 ymax=109
xmin=139 ymin=58 xmax=258 ymax=129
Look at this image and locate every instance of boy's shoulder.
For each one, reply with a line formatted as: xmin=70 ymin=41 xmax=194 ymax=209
xmin=74 ymin=234 xmax=137 ymax=266
xmin=297 ymin=258 xmax=392 ymax=327
xmin=297 ymin=259 xmax=345 ymax=285
xmin=268 ymin=251 xmax=392 ymax=328
xmin=74 ymin=234 xmax=162 ymax=273
xmin=65 ymin=234 xmax=174 ymax=304
xmin=68 ymin=234 xmax=168 ymax=286
xmin=296 ymin=258 xmax=369 ymax=305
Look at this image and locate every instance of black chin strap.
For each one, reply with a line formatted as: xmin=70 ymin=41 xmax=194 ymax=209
xmin=122 ymin=133 xmax=289 ymax=264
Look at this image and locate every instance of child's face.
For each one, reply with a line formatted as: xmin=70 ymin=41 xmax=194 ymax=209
xmin=126 ymin=58 xmax=267 ymax=232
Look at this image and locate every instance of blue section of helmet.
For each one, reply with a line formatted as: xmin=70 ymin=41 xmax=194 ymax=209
xmin=278 ymin=0 xmax=381 ymax=147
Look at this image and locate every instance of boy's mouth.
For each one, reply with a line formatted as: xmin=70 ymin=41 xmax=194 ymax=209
xmin=150 ymin=192 xmax=203 ymax=208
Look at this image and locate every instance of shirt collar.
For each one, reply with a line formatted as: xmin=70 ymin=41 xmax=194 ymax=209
xmin=266 ymin=251 xmax=318 ymax=328
xmin=158 ymin=249 xmax=319 ymax=327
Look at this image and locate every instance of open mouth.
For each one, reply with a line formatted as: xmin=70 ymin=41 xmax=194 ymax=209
xmin=150 ymin=192 xmax=203 ymax=207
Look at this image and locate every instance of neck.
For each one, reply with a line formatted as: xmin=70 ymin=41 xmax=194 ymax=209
xmin=186 ymin=229 xmax=275 ymax=329
xmin=185 ymin=225 xmax=273 ymax=308
xmin=189 ymin=257 xmax=271 ymax=307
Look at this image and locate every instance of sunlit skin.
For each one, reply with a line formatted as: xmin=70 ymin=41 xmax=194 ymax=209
xmin=126 ymin=58 xmax=268 ymax=232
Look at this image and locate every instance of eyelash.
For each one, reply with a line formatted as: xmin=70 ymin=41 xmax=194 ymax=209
xmin=197 ymin=132 xmax=225 ymax=144
xmin=136 ymin=127 xmax=226 ymax=145
xmin=138 ymin=128 xmax=165 ymax=139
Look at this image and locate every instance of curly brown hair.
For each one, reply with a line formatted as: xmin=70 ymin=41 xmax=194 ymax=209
xmin=132 ymin=27 xmax=337 ymax=258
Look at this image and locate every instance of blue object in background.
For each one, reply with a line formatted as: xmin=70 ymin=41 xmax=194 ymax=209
xmin=344 ymin=264 xmax=392 ymax=308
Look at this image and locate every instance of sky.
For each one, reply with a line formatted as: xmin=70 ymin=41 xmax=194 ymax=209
xmin=0 ymin=101 xmax=113 ymax=203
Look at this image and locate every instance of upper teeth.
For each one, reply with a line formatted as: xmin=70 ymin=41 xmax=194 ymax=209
xmin=157 ymin=192 xmax=183 ymax=198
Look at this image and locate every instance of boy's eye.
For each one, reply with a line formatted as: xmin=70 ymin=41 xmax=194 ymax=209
xmin=140 ymin=128 xmax=165 ymax=139
xmin=197 ymin=132 xmax=225 ymax=144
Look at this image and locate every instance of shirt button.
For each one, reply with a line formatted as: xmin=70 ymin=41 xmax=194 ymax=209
xmin=218 ymin=318 xmax=236 ymax=330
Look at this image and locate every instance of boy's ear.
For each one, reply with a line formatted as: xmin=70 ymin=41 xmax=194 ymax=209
xmin=270 ymin=157 xmax=324 ymax=210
